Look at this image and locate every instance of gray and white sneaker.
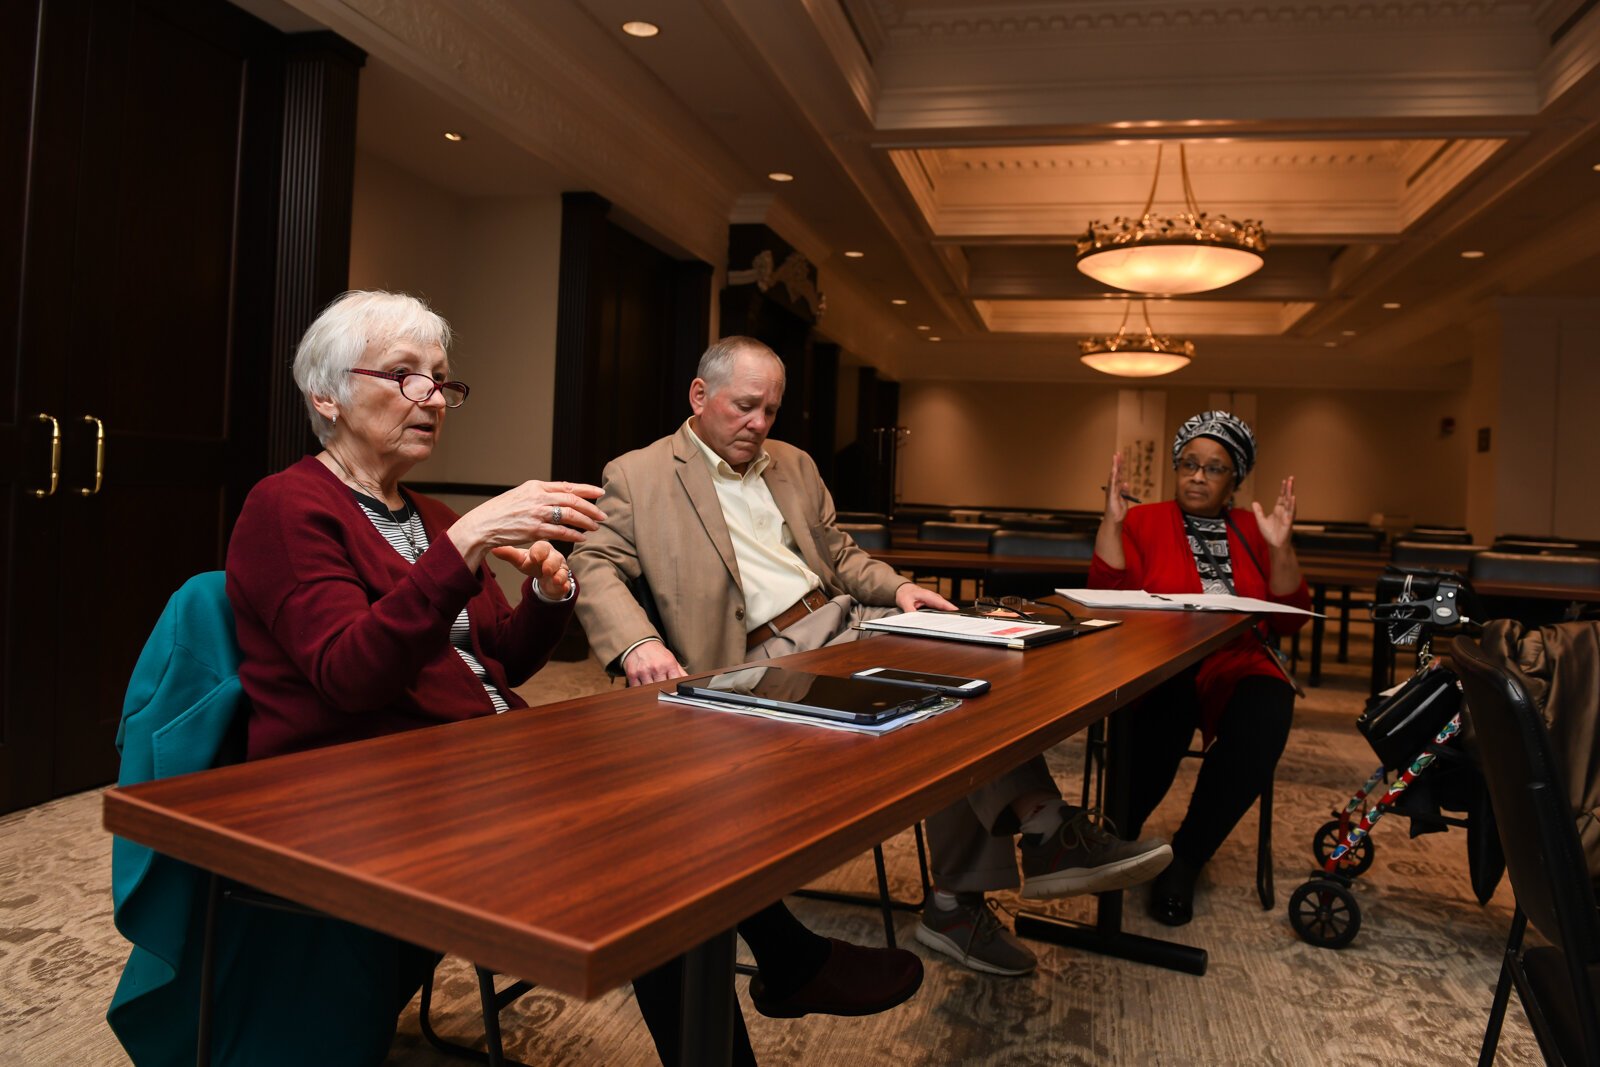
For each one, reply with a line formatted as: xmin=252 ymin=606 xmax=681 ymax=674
xmin=915 ymin=894 xmax=1036 ymax=976
xmin=1019 ymin=808 xmax=1172 ymax=899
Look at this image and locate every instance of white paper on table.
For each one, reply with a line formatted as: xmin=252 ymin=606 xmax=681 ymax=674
xmin=656 ymin=691 xmax=959 ymax=735
xmin=860 ymin=611 xmax=1060 ymax=638
xmin=1057 ymin=589 xmax=1323 ymax=617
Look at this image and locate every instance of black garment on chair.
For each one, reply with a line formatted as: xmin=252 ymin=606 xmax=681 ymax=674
xmin=1453 ymin=636 xmax=1600 ymax=1067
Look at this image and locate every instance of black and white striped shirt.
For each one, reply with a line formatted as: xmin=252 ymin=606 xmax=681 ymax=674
xmin=1184 ymin=514 xmax=1234 ymax=594
xmin=351 ymin=491 xmax=510 ymax=713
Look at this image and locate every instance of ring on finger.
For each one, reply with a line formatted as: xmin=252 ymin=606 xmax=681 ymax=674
xmin=551 ymin=505 xmax=563 ymax=525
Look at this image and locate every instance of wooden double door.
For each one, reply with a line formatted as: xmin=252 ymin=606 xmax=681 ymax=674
xmin=1 ymin=0 xmax=303 ymax=812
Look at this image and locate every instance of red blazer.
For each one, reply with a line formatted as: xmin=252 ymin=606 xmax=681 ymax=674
xmin=226 ymin=457 xmax=574 ymax=760
xmin=1088 ymin=500 xmax=1310 ymax=738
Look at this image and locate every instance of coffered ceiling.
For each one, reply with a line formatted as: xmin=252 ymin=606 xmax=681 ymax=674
xmin=268 ymin=0 xmax=1600 ymax=387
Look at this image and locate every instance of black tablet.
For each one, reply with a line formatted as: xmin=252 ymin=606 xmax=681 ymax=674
xmin=676 ymin=666 xmax=941 ymax=724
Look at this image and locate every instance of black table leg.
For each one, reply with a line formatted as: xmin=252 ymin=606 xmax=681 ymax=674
xmin=1337 ymin=586 xmax=1352 ymax=663
xmin=679 ymin=928 xmax=737 ymax=1067
xmin=1308 ymin=583 xmax=1327 ymax=687
xmin=1014 ymin=705 xmax=1208 ymax=976
xmin=196 ymin=872 xmax=221 ymax=1067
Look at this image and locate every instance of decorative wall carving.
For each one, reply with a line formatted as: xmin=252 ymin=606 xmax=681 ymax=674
xmin=728 ymin=249 xmax=826 ymax=319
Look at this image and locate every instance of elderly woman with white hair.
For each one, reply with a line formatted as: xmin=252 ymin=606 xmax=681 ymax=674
xmin=1090 ymin=410 xmax=1310 ymax=927
xmin=224 ymin=291 xmax=913 ymax=1065
xmin=227 ymin=289 xmax=604 ymax=761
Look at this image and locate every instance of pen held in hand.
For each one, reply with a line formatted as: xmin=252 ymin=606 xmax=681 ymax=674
xmin=1100 ymin=486 xmax=1143 ymax=504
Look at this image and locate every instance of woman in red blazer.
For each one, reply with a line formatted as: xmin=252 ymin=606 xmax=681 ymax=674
xmin=1088 ymin=411 xmax=1310 ymax=926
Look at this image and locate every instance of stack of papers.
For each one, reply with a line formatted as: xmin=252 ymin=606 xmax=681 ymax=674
xmin=1058 ymin=589 xmax=1322 ymax=616
xmin=857 ymin=610 xmax=1117 ymax=648
xmin=658 ymin=691 xmax=960 ymax=735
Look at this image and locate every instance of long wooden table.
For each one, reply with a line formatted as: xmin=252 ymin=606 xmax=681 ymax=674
xmin=103 ymin=608 xmax=1249 ymax=1063
xmin=872 ymin=546 xmax=1389 ymax=687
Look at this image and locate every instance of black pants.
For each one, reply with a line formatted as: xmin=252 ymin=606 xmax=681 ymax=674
xmin=632 ymin=955 xmax=757 ymax=1067
xmin=1124 ymin=670 xmax=1295 ymax=867
xmin=630 ymin=901 xmax=830 ymax=1065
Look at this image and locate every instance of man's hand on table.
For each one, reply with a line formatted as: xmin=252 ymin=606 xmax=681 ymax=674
xmin=623 ymin=639 xmax=688 ymax=687
xmin=895 ymin=583 xmax=956 ymax=614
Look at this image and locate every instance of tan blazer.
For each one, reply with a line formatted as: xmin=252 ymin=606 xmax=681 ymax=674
xmin=570 ymin=424 xmax=908 ymax=674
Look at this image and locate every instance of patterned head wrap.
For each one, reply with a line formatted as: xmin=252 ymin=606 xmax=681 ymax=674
xmin=1172 ymin=410 xmax=1256 ymax=484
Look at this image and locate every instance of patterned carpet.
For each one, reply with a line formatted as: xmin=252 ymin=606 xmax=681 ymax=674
xmin=2 ymin=635 xmax=1542 ymax=1065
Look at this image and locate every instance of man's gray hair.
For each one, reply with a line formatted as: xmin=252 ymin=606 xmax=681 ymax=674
xmin=293 ymin=291 xmax=453 ymax=445
xmin=696 ymin=336 xmax=784 ymax=395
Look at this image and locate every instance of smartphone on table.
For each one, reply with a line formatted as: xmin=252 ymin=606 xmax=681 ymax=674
xmin=851 ymin=667 xmax=990 ymax=697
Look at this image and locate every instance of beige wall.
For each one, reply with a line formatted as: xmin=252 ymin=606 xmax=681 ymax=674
xmin=899 ymin=381 xmax=1470 ymax=525
xmin=348 ymin=151 xmax=564 ymax=599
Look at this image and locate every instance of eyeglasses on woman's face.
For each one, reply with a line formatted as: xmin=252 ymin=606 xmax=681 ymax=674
xmin=1176 ymin=457 xmax=1234 ymax=482
xmin=347 ymin=368 xmax=470 ymax=408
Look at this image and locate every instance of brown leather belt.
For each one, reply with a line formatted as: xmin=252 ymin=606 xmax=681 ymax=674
xmin=746 ymin=587 xmax=829 ymax=650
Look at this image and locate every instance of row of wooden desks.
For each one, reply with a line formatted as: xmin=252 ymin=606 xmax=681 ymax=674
xmin=103 ymin=608 xmax=1250 ymax=1065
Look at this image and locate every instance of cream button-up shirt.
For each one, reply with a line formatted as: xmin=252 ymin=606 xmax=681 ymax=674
xmin=685 ymin=419 xmax=821 ymax=631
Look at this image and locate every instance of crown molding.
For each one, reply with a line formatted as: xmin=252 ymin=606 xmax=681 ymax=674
xmin=875 ymin=69 xmax=1540 ymax=130
xmin=975 ymin=298 xmax=1316 ymax=335
xmin=874 ymin=1 xmax=1540 ymax=37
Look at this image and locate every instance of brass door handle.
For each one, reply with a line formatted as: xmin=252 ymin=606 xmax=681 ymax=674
xmin=33 ymin=413 xmax=60 ymax=498
xmin=79 ymin=415 xmax=105 ymax=496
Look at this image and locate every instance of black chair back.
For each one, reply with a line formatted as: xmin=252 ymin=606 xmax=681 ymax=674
xmin=1294 ymin=529 xmax=1385 ymax=553
xmin=837 ymin=522 xmax=889 ymax=552
xmin=1493 ymin=537 xmax=1581 ymax=554
xmin=919 ymin=520 xmax=1001 ymax=546
xmin=892 ymin=504 xmax=954 ymax=524
xmin=1390 ymin=541 xmax=1487 ymax=569
xmin=1453 ymin=637 xmax=1600 ymax=1066
xmin=1469 ymin=552 xmax=1600 ymax=588
xmin=988 ymin=530 xmax=1093 ymax=559
xmin=983 ymin=530 xmax=1092 ymax=598
xmin=1407 ymin=527 xmax=1475 ymax=545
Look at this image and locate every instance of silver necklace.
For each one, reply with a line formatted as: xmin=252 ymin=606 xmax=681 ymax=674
xmin=325 ymin=451 xmax=420 ymax=557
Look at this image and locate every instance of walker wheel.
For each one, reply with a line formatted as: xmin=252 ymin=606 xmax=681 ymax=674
xmin=1312 ymin=819 xmax=1375 ymax=877
xmin=1288 ymin=878 xmax=1362 ymax=949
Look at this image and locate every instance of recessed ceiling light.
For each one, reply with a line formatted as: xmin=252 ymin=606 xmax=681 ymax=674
xmin=928 ymin=336 xmax=942 ymax=342
xmin=1341 ymin=330 xmax=1357 ymax=336
xmin=621 ymin=20 xmax=659 ymax=37
xmin=1593 ymin=163 xmax=1600 ymax=171
xmin=443 ymin=131 xmax=465 ymax=142
xmin=890 ymin=298 xmax=907 ymax=305
xmin=1323 ymin=341 xmax=1338 ymax=348
xmin=1382 ymin=302 xmax=1402 ymax=310
xmin=1460 ymin=250 xmax=1485 ymax=259
xmin=915 ymin=324 xmax=930 ymax=331
xmin=843 ymin=250 xmax=865 ymax=258
xmin=767 ymin=172 xmax=794 ymax=182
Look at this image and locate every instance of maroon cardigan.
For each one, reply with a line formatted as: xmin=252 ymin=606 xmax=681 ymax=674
xmin=226 ymin=457 xmax=574 ymax=760
xmin=1088 ymin=500 xmax=1311 ymax=740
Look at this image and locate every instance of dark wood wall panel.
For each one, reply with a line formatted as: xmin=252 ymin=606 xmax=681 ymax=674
xmin=553 ymin=193 xmax=712 ymax=486
xmin=266 ymin=32 xmax=366 ymax=475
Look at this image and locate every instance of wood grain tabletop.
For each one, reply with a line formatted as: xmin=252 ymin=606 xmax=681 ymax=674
xmin=103 ymin=608 xmax=1248 ymax=999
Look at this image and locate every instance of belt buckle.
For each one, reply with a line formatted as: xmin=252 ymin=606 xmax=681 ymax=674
xmin=802 ymin=590 xmax=819 ymax=614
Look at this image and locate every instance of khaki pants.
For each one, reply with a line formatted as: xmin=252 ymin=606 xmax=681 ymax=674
xmin=750 ymin=595 xmax=1061 ymax=893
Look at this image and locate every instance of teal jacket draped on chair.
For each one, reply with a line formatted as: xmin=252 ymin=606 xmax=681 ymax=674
xmin=107 ymin=571 xmax=414 ymax=1066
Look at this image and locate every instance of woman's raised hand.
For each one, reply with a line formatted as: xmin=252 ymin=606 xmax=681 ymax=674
xmin=450 ymin=480 xmax=606 ymax=570
xmin=1252 ymin=475 xmax=1297 ymax=548
xmin=1104 ymin=452 xmax=1131 ymax=526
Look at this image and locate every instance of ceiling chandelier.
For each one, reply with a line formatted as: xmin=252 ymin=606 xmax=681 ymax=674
xmin=1076 ymin=143 xmax=1267 ymax=296
xmin=1079 ymin=300 xmax=1194 ymax=377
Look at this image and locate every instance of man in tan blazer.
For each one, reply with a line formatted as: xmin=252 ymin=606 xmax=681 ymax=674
xmin=572 ymin=337 xmax=1170 ymax=978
